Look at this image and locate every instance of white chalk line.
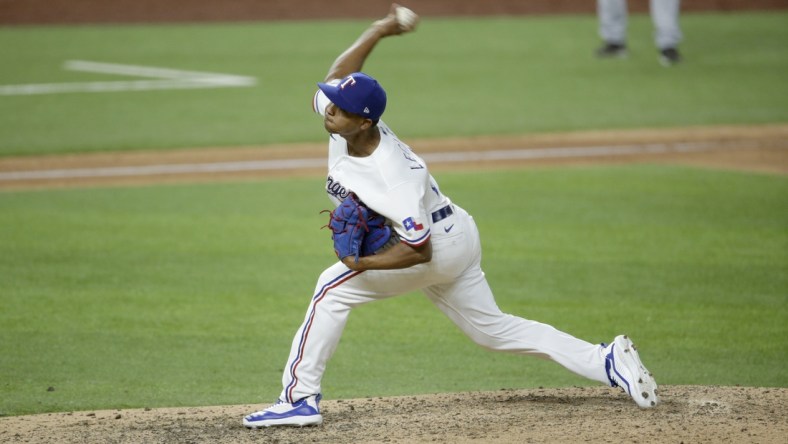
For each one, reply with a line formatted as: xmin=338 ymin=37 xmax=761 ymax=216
xmin=0 ymin=60 xmax=256 ymax=96
xmin=63 ymin=60 xmax=253 ymax=82
xmin=0 ymin=141 xmax=746 ymax=182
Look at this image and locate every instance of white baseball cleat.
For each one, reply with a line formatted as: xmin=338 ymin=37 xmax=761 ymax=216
xmin=243 ymin=394 xmax=323 ymax=428
xmin=604 ymin=335 xmax=659 ymax=408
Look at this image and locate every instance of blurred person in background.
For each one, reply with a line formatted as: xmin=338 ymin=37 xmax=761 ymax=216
xmin=596 ymin=0 xmax=683 ymax=66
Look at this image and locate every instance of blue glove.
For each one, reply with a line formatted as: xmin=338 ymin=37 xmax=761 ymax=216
xmin=361 ymin=213 xmax=392 ymax=256
xmin=326 ymin=194 xmax=392 ymax=262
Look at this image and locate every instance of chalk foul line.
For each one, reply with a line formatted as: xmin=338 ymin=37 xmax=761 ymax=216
xmin=0 ymin=60 xmax=257 ymax=96
xmin=0 ymin=141 xmax=761 ymax=182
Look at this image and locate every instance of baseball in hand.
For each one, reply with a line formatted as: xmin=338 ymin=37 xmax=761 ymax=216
xmin=395 ymin=6 xmax=419 ymax=32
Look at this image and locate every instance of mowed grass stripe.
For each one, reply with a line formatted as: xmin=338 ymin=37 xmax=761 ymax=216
xmin=0 ymin=12 xmax=787 ymax=156
xmin=1 ymin=165 xmax=785 ymax=415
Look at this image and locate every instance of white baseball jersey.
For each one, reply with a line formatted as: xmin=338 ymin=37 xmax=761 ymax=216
xmin=312 ymin=86 xmax=452 ymax=247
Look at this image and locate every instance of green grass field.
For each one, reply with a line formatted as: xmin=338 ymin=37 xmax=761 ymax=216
xmin=0 ymin=12 xmax=787 ymax=156
xmin=1 ymin=166 xmax=786 ymax=416
xmin=0 ymin=12 xmax=787 ymax=417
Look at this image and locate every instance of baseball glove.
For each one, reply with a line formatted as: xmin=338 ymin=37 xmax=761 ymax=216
xmin=326 ymin=194 xmax=392 ymax=262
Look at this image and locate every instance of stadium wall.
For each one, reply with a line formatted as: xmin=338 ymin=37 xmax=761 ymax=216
xmin=1 ymin=0 xmax=787 ymax=25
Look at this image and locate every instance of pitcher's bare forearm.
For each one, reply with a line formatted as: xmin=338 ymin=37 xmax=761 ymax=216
xmin=325 ymin=5 xmax=408 ymax=82
xmin=341 ymin=240 xmax=432 ymax=271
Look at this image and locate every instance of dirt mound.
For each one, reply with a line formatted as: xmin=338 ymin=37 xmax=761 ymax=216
xmin=2 ymin=386 xmax=785 ymax=443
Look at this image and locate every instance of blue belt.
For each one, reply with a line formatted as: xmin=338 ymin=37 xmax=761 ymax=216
xmin=431 ymin=205 xmax=454 ymax=223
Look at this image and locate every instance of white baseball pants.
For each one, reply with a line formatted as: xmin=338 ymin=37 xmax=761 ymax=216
xmin=279 ymin=205 xmax=610 ymax=403
xmin=597 ymin=0 xmax=683 ymax=50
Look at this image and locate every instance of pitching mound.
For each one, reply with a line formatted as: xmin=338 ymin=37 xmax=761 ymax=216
xmin=2 ymin=385 xmax=785 ymax=443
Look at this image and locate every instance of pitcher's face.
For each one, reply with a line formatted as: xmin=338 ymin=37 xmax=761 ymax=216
xmin=323 ymin=102 xmax=371 ymax=136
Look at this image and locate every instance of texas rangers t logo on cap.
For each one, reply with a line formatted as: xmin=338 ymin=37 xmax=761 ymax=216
xmin=317 ymin=72 xmax=387 ymax=121
xmin=340 ymin=76 xmax=357 ymax=89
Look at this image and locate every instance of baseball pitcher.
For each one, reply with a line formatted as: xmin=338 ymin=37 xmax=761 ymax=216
xmin=244 ymin=4 xmax=659 ymax=428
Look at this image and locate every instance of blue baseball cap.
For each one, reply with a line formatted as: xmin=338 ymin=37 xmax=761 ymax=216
xmin=318 ymin=72 xmax=387 ymax=122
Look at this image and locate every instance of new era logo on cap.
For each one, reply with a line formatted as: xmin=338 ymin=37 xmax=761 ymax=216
xmin=318 ymin=72 xmax=387 ymax=121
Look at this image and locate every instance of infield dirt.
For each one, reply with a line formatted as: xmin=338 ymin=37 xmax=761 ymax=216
xmin=1 ymin=124 xmax=786 ymax=191
xmin=1 ymin=386 xmax=786 ymax=443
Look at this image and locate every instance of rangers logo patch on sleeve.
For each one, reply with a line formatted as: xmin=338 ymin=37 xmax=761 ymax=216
xmin=403 ymin=217 xmax=424 ymax=231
